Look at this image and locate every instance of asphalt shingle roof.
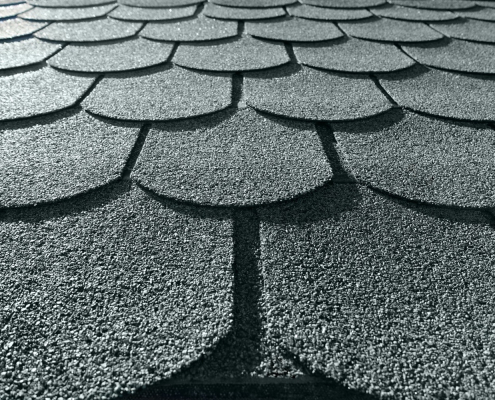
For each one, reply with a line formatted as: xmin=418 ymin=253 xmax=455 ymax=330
xmin=1 ymin=1 xmax=495 ymax=400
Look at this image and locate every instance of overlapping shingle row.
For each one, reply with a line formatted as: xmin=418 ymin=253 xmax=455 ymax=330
xmin=1 ymin=1 xmax=495 ymax=400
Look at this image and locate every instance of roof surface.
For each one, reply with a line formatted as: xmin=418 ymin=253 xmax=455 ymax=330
xmin=1 ymin=0 xmax=495 ymax=399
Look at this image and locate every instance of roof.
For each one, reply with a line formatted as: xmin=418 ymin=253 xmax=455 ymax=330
xmin=1 ymin=0 xmax=495 ymax=399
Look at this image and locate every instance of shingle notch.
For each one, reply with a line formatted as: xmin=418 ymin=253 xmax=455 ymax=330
xmin=141 ymin=16 xmax=237 ymax=41
xmin=35 ymin=18 xmax=142 ymax=42
xmin=371 ymin=4 xmax=458 ymax=21
xmin=0 ymin=18 xmax=46 ymax=39
xmin=204 ymin=3 xmax=286 ymax=20
xmin=287 ymin=4 xmax=373 ymax=21
xmin=174 ymin=36 xmax=289 ymax=72
xmin=430 ymin=19 xmax=495 ymax=43
xmin=379 ymin=64 xmax=495 ymax=121
xmin=20 ymin=3 xmax=116 ymax=21
xmin=83 ymin=66 xmax=232 ymax=121
xmin=339 ymin=17 xmax=444 ymax=42
xmin=0 ymin=3 xmax=32 ymax=18
xmin=48 ymin=38 xmax=174 ymax=73
xmin=245 ymin=64 xmax=392 ymax=121
xmin=0 ymin=67 xmax=95 ymax=121
xmin=259 ymin=183 xmax=495 ymax=400
xmin=0 ymin=38 xmax=60 ymax=71
xmin=211 ymin=0 xmax=296 ymax=8
xmin=109 ymin=4 xmax=196 ymax=21
xmin=333 ymin=108 xmax=495 ymax=207
xmin=246 ymin=17 xmax=344 ymax=42
xmin=402 ymin=38 xmax=495 ymax=74
xmin=0 ymin=182 xmax=234 ymax=400
xmin=294 ymin=37 xmax=415 ymax=73
xmin=0 ymin=110 xmax=139 ymax=208
xmin=132 ymin=108 xmax=332 ymax=206
xmin=300 ymin=0 xmax=386 ymax=8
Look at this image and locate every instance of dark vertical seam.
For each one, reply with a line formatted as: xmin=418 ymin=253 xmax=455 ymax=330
xmin=122 ymin=123 xmax=151 ymax=180
xmin=369 ymin=73 xmax=399 ymax=106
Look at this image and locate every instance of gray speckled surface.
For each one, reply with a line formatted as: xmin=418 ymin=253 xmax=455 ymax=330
xmin=0 ymin=38 xmax=60 ymax=71
xmin=430 ymin=19 xmax=495 ymax=43
xmin=109 ymin=4 xmax=196 ymax=21
xmin=174 ymin=36 xmax=289 ymax=71
xmin=0 ymin=67 xmax=95 ymax=121
xmin=211 ymin=0 xmax=296 ymax=8
xmin=35 ymin=18 xmax=142 ymax=42
xmin=204 ymin=3 xmax=286 ymax=20
xmin=246 ymin=17 xmax=344 ymax=42
xmin=259 ymin=183 xmax=495 ymax=400
xmin=83 ymin=66 xmax=232 ymax=121
xmin=371 ymin=4 xmax=458 ymax=21
xmin=390 ymin=0 xmax=476 ymax=10
xmin=0 ymin=18 xmax=46 ymax=39
xmin=0 ymin=3 xmax=32 ymax=18
xmin=48 ymin=38 xmax=173 ymax=73
xmin=380 ymin=65 xmax=495 ymax=120
xmin=287 ymin=4 xmax=373 ymax=21
xmin=245 ymin=65 xmax=392 ymax=121
xmin=0 ymin=182 xmax=234 ymax=400
xmin=301 ymin=0 xmax=385 ymax=8
xmin=402 ymin=38 xmax=495 ymax=74
xmin=132 ymin=108 xmax=332 ymax=206
xmin=0 ymin=109 xmax=139 ymax=207
xmin=20 ymin=3 xmax=116 ymax=21
xmin=454 ymin=6 xmax=495 ymax=20
xmin=340 ymin=17 xmax=444 ymax=42
xmin=118 ymin=0 xmax=202 ymax=6
xmin=27 ymin=0 xmax=114 ymax=6
xmin=141 ymin=16 xmax=237 ymax=41
xmin=294 ymin=37 xmax=415 ymax=73
xmin=333 ymin=109 xmax=495 ymax=207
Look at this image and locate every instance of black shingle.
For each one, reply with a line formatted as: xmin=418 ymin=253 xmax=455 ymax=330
xmin=371 ymin=4 xmax=458 ymax=21
xmin=27 ymin=0 xmax=115 ymax=6
xmin=118 ymin=0 xmax=203 ymax=7
xmin=339 ymin=17 xmax=444 ymax=42
xmin=20 ymin=3 xmax=115 ymax=21
xmin=390 ymin=0 xmax=476 ymax=10
xmin=0 ymin=110 xmax=139 ymax=207
xmin=132 ymin=108 xmax=332 ymax=206
xmin=0 ymin=3 xmax=32 ymax=18
xmin=430 ymin=19 xmax=495 ymax=43
xmin=402 ymin=38 xmax=495 ymax=74
xmin=48 ymin=37 xmax=173 ymax=73
xmin=0 ymin=67 xmax=95 ymax=121
xmin=379 ymin=65 xmax=495 ymax=121
xmin=0 ymin=182 xmax=233 ymax=400
xmin=294 ymin=37 xmax=415 ymax=73
xmin=35 ymin=18 xmax=142 ymax=42
xmin=300 ymin=0 xmax=385 ymax=8
xmin=245 ymin=64 xmax=392 ymax=121
xmin=82 ymin=66 xmax=232 ymax=121
xmin=259 ymin=184 xmax=495 ymax=400
xmin=333 ymin=109 xmax=495 ymax=207
xmin=204 ymin=3 xmax=286 ymax=20
xmin=0 ymin=17 xmax=46 ymax=39
xmin=246 ymin=17 xmax=343 ymax=42
xmin=287 ymin=4 xmax=373 ymax=21
xmin=140 ymin=16 xmax=237 ymax=41
xmin=0 ymin=38 xmax=60 ymax=70
xmin=210 ymin=0 xmax=296 ymax=8
xmin=173 ymin=36 xmax=289 ymax=71
xmin=109 ymin=4 xmax=196 ymax=21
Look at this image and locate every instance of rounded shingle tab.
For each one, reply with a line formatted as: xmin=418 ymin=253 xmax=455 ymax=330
xmin=300 ymin=0 xmax=386 ymax=8
xmin=27 ymin=0 xmax=115 ymax=7
xmin=430 ymin=19 xmax=495 ymax=43
xmin=287 ymin=4 xmax=373 ymax=21
xmin=19 ymin=3 xmax=116 ymax=21
xmin=0 ymin=38 xmax=60 ymax=71
xmin=118 ymin=0 xmax=202 ymax=7
xmin=390 ymin=0 xmax=476 ymax=10
xmin=0 ymin=3 xmax=32 ymax=18
xmin=211 ymin=0 xmax=296 ymax=8
xmin=0 ymin=18 xmax=46 ymax=39
xmin=204 ymin=3 xmax=286 ymax=20
xmin=371 ymin=4 xmax=458 ymax=21
xmin=109 ymin=4 xmax=196 ymax=21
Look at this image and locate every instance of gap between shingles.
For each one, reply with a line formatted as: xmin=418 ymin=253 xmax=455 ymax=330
xmin=122 ymin=123 xmax=150 ymax=180
xmin=369 ymin=73 xmax=398 ymax=106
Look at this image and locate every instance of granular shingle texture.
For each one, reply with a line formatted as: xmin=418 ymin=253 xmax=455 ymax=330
xmin=371 ymin=4 xmax=458 ymax=21
xmin=287 ymin=4 xmax=373 ymax=21
xmin=0 ymin=67 xmax=95 ymax=121
xmin=0 ymin=38 xmax=60 ymax=71
xmin=245 ymin=65 xmax=392 ymax=121
xmin=456 ymin=6 xmax=495 ymax=20
xmin=0 ymin=182 xmax=234 ymax=400
xmin=339 ymin=17 xmax=444 ymax=42
xmin=0 ymin=18 xmax=46 ymax=39
xmin=380 ymin=65 xmax=495 ymax=120
xmin=211 ymin=0 xmax=296 ymax=8
xmin=0 ymin=3 xmax=31 ymax=18
xmin=204 ymin=3 xmax=286 ymax=20
xmin=246 ymin=17 xmax=343 ymax=42
xmin=294 ymin=38 xmax=415 ymax=73
xmin=48 ymin=38 xmax=174 ymax=73
xmin=430 ymin=19 xmax=495 ymax=43
xmin=333 ymin=109 xmax=495 ymax=207
xmin=174 ymin=36 xmax=289 ymax=71
xmin=83 ymin=66 xmax=232 ymax=121
xmin=118 ymin=0 xmax=204 ymax=7
xmin=20 ymin=3 xmax=116 ymax=21
xmin=27 ymin=0 xmax=114 ymax=6
xmin=141 ymin=16 xmax=237 ymax=41
xmin=390 ymin=0 xmax=476 ymax=10
xmin=109 ymin=4 xmax=196 ymax=21
xmin=132 ymin=108 xmax=332 ymax=206
xmin=402 ymin=38 xmax=495 ymax=74
xmin=259 ymin=184 xmax=495 ymax=400
xmin=35 ymin=18 xmax=141 ymax=42
xmin=0 ymin=110 xmax=139 ymax=207
xmin=301 ymin=0 xmax=385 ymax=8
